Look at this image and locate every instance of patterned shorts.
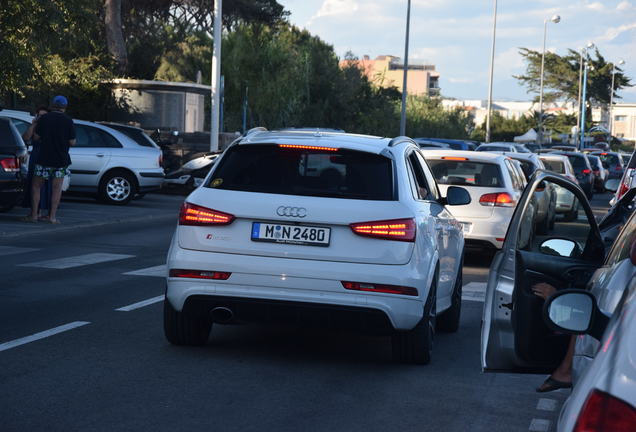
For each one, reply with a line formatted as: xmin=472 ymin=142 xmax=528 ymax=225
xmin=34 ymin=164 xmax=69 ymax=179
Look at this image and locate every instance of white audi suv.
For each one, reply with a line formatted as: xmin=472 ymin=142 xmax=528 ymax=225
xmin=164 ymin=128 xmax=471 ymax=364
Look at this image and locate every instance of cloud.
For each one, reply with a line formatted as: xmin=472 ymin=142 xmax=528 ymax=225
xmin=585 ymin=2 xmax=605 ymax=11
xmin=307 ymin=0 xmax=358 ymax=25
xmin=617 ymin=1 xmax=634 ymax=11
xmin=447 ymin=77 xmax=475 ymax=84
xmin=596 ymin=22 xmax=636 ymax=42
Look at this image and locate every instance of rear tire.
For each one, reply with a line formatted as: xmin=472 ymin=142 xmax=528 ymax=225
xmin=163 ymin=299 xmax=212 ymax=346
xmin=437 ymin=258 xmax=462 ymax=333
xmin=392 ymin=269 xmax=437 ymax=365
xmin=99 ymin=170 xmax=137 ymax=205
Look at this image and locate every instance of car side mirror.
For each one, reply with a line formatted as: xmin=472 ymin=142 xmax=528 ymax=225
xmin=444 ymin=186 xmax=471 ymax=206
xmin=605 ymin=179 xmax=620 ymax=193
xmin=539 ymin=238 xmax=581 ymax=258
xmin=543 ymin=290 xmax=609 ymax=340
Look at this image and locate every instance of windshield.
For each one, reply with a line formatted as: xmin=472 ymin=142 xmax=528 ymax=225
xmin=207 ymin=144 xmax=395 ymax=200
xmin=427 ymin=160 xmax=503 ymax=187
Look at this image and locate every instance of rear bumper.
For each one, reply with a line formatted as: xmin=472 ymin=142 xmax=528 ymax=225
xmin=135 ymin=169 xmax=164 ymax=189
xmin=166 ymin=247 xmax=429 ymax=331
xmin=457 ymin=210 xmax=511 ymax=249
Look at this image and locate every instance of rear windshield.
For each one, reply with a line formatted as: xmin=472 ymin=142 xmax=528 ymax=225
xmin=514 ymin=145 xmax=530 ymax=153
xmin=106 ymin=125 xmax=156 ymax=147
xmin=517 ymin=160 xmax=536 ymax=179
xmin=207 ymin=144 xmax=395 ymax=200
xmin=477 ymin=145 xmax=508 ymax=152
xmin=427 ymin=160 xmax=503 ymax=187
xmin=594 ymin=153 xmax=620 ymax=168
xmin=566 ymin=155 xmax=587 ymax=170
xmin=541 ymin=159 xmax=565 ymax=174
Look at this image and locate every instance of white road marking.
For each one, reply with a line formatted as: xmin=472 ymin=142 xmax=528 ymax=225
xmin=0 ymin=321 xmax=90 ymax=352
xmin=123 ymin=264 xmax=166 ymax=277
xmin=0 ymin=246 xmax=39 ymax=256
xmin=18 ymin=253 xmax=135 ymax=269
xmin=462 ymin=282 xmax=486 ymax=302
xmin=529 ymin=418 xmax=551 ymax=432
xmin=115 ymin=295 xmax=164 ymax=312
xmin=537 ymin=398 xmax=558 ymax=412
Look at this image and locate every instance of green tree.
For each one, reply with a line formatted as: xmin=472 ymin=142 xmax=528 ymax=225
xmin=515 ymin=47 xmax=632 ymax=105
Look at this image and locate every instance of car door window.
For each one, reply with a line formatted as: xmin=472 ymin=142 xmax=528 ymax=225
xmin=414 ymin=151 xmax=440 ymax=200
xmin=504 ymin=160 xmax=522 ymax=191
xmin=605 ymin=213 xmax=636 ymax=266
xmin=74 ymin=125 xmax=121 ymax=148
xmin=10 ymin=119 xmax=30 ymax=136
xmin=95 ymin=129 xmax=122 ymax=148
xmin=407 ymin=152 xmax=432 ymax=201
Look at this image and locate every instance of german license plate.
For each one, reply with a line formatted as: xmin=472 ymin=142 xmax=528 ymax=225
xmin=251 ymin=222 xmax=331 ymax=247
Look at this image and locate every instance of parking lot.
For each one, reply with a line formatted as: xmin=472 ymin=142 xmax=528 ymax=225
xmin=1 ymin=191 xmax=613 ymax=431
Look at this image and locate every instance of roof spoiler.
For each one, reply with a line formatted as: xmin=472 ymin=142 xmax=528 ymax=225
xmin=388 ymin=136 xmax=415 ymax=147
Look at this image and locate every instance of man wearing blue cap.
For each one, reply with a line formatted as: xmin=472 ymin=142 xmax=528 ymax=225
xmin=25 ymin=95 xmax=76 ymax=224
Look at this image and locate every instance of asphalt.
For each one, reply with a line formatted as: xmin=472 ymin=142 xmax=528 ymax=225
xmin=1 ymin=191 xmax=614 ymax=431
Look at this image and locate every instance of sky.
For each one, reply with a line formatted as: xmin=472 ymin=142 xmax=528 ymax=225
xmin=278 ymin=0 xmax=636 ymax=102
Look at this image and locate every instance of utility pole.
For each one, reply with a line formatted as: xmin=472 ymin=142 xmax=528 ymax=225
xmin=399 ymin=0 xmax=411 ymax=136
xmin=485 ymin=0 xmax=498 ymax=143
xmin=579 ymin=61 xmax=589 ymax=149
xmin=210 ymin=0 xmax=222 ymax=151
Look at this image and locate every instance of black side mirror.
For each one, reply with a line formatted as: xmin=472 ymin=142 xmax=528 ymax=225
xmin=444 ymin=186 xmax=471 ymax=206
xmin=543 ymin=289 xmax=609 ymax=340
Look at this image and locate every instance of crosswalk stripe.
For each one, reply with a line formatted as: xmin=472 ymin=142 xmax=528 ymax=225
xmin=18 ymin=253 xmax=135 ymax=269
xmin=116 ymin=296 xmax=164 ymax=312
xmin=0 ymin=321 xmax=90 ymax=352
xmin=0 ymin=246 xmax=39 ymax=256
xmin=123 ymin=264 xmax=166 ymax=277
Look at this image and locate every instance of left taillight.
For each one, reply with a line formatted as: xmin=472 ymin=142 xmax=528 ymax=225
xmin=0 ymin=157 xmax=20 ymax=172
xmin=574 ymin=389 xmax=636 ymax=432
xmin=479 ymin=192 xmax=515 ymax=207
xmin=582 ymin=168 xmax=591 ymax=175
xmin=349 ymin=218 xmax=416 ymax=242
xmin=169 ymin=269 xmax=231 ymax=280
xmin=178 ymin=202 xmax=235 ymax=226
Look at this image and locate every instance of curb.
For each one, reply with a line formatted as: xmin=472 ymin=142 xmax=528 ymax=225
xmin=0 ymin=213 xmax=177 ymax=239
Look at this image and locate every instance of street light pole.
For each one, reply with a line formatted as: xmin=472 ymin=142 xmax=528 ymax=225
xmin=210 ymin=0 xmax=222 ymax=151
xmin=609 ymin=59 xmax=625 ymax=137
xmin=399 ymin=0 xmax=411 ymax=136
xmin=576 ymin=42 xmax=594 ymax=147
xmin=580 ymin=61 xmax=589 ymax=148
xmin=485 ymin=0 xmax=498 ymax=143
xmin=538 ymin=15 xmax=560 ymax=147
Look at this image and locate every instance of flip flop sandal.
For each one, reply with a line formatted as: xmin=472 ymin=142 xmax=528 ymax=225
xmin=536 ymin=377 xmax=572 ymax=393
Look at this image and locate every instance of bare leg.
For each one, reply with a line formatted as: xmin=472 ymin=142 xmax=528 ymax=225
xmin=29 ymin=176 xmax=43 ymax=220
xmin=550 ymin=335 xmax=575 ymax=382
xmin=47 ymin=177 xmax=64 ymax=222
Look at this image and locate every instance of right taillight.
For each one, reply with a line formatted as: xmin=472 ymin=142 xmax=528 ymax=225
xmin=179 ymin=202 xmax=235 ymax=226
xmin=169 ymin=269 xmax=231 ymax=280
xmin=342 ymin=281 xmax=418 ymax=296
xmin=479 ymin=192 xmax=515 ymax=207
xmin=574 ymin=389 xmax=636 ymax=432
xmin=0 ymin=157 xmax=19 ymax=172
xmin=350 ymin=218 xmax=416 ymax=242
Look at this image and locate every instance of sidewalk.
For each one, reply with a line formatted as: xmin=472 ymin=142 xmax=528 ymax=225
xmin=0 ymin=193 xmax=185 ymax=238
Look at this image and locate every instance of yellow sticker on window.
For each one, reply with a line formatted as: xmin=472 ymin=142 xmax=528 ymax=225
xmin=211 ymin=178 xmax=223 ymax=187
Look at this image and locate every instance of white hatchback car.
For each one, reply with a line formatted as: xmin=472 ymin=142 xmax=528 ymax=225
xmin=421 ymin=150 xmax=527 ymax=250
xmin=2 ymin=110 xmax=164 ymax=205
xmin=165 ymin=129 xmax=471 ymax=364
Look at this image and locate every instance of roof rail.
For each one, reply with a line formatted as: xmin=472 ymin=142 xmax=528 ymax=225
xmin=388 ymin=136 xmax=415 ymax=147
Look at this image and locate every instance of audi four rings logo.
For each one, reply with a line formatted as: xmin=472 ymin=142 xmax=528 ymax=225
xmin=277 ymin=206 xmax=307 ymax=217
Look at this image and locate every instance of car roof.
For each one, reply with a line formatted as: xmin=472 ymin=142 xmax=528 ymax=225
xmin=99 ymin=122 xmax=144 ymax=132
xmin=501 ymin=152 xmax=540 ymax=162
xmin=239 ymin=129 xmax=393 ymax=154
xmin=539 ymin=154 xmax=570 ymax=161
xmin=420 ymin=149 xmax=507 ymax=162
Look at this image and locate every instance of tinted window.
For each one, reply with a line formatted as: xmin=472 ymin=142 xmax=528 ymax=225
xmin=106 ymin=125 xmax=155 ymax=147
xmin=565 ymin=155 xmax=586 ymax=170
xmin=541 ymin=159 xmax=565 ymax=174
xmin=9 ymin=118 xmax=30 ymax=135
xmin=75 ymin=125 xmax=122 ymax=148
xmin=594 ymin=153 xmax=620 ymax=168
xmin=0 ymin=118 xmax=24 ymax=151
xmin=514 ymin=145 xmax=530 ymax=153
xmin=477 ymin=145 xmax=510 ymax=152
xmin=517 ymin=160 xmax=536 ymax=179
xmin=428 ymin=160 xmax=503 ymax=187
xmin=208 ymin=144 xmax=394 ymax=200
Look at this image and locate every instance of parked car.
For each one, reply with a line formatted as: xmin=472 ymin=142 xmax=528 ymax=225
xmin=585 ymin=154 xmax=608 ymax=193
xmin=538 ymin=154 xmax=579 ymax=221
xmin=413 ymin=138 xmax=450 ymax=149
xmin=476 ymin=142 xmax=530 ymax=153
xmin=481 ymin=170 xmax=636 ymax=431
xmin=422 ymin=150 xmax=529 ymax=250
xmin=551 ymin=151 xmax=594 ymax=199
xmin=2 ymin=110 xmax=164 ymax=205
xmin=416 ymin=137 xmax=477 ymax=151
xmin=164 ymin=153 xmax=220 ymax=189
xmin=164 ymin=129 xmax=472 ymax=364
xmin=0 ymin=118 xmax=27 ymax=212
xmin=591 ymin=151 xmax=625 ymax=180
xmin=609 ymin=150 xmax=636 ymax=206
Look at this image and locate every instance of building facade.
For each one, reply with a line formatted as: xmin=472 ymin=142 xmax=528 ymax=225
xmin=340 ymin=55 xmax=440 ymax=96
xmin=610 ymin=103 xmax=636 ymax=141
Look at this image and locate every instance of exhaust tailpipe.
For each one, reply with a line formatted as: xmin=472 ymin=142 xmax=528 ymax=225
xmin=211 ymin=306 xmax=233 ymax=323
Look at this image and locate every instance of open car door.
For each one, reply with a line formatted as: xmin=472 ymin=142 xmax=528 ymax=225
xmin=481 ymin=171 xmax=605 ymax=372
